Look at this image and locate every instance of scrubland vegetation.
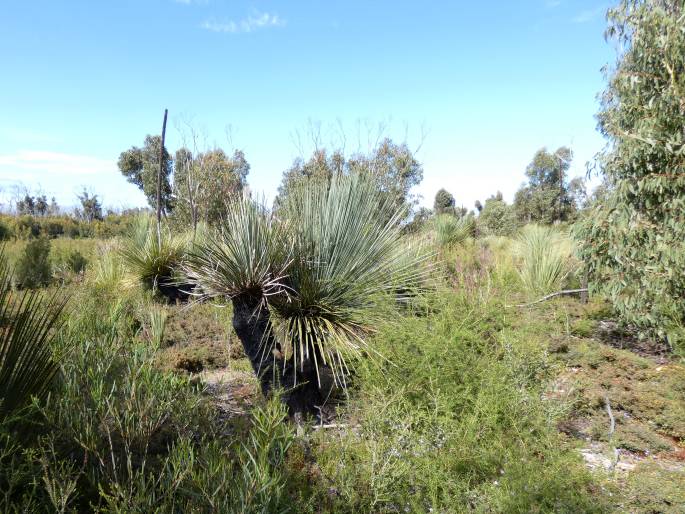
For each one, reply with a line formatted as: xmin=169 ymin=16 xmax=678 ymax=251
xmin=2 ymin=0 xmax=684 ymax=512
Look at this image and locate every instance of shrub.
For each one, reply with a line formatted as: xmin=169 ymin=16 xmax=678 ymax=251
xmin=65 ymin=250 xmax=87 ymax=274
xmin=13 ymin=216 xmax=40 ymax=239
xmin=311 ymin=290 xmax=603 ymax=512
xmin=15 ymin=238 xmax=52 ymax=289
xmin=477 ymin=198 xmax=518 ymax=236
xmin=0 ymin=219 xmax=11 ymax=241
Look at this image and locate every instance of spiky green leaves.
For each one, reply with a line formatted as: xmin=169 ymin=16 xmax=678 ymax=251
xmin=119 ymin=215 xmax=188 ymax=292
xmin=515 ymin=225 xmax=574 ymax=297
xmin=185 ymin=174 xmax=431 ymax=387
xmin=0 ymin=248 xmax=67 ymax=419
xmin=271 ymin=174 xmax=430 ymax=385
xmin=185 ymin=199 xmax=290 ymax=301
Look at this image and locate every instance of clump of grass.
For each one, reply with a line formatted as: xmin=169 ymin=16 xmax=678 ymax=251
xmin=433 ymin=214 xmax=475 ymax=248
xmin=515 ymin=224 xmax=574 ymax=296
xmin=119 ymin=215 xmax=188 ymax=298
xmin=147 ymin=305 xmax=168 ymax=348
xmin=90 ymin=241 xmax=126 ymax=290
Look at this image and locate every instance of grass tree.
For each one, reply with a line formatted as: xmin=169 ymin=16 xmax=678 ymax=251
xmin=185 ymin=174 xmax=429 ymax=417
xmin=0 ymin=248 xmax=67 ymax=420
xmin=119 ymin=215 xmax=190 ymax=301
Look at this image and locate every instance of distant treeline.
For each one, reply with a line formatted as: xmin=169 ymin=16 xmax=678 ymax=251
xmin=0 ymin=212 xmax=143 ymax=240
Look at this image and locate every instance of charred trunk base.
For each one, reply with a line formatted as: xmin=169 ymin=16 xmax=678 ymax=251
xmin=230 ymin=296 xmax=337 ymax=419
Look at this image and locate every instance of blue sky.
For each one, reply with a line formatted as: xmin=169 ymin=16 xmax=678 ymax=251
xmin=0 ymin=0 xmax=614 ymax=211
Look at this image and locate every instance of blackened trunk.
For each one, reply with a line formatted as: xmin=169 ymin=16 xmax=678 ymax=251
xmin=280 ymin=357 xmax=328 ymax=419
xmin=231 ymin=295 xmax=279 ymax=398
xmin=231 ymin=295 xmax=331 ymax=419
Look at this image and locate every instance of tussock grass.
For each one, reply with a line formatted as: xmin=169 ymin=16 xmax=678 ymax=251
xmin=433 ymin=214 xmax=475 ymax=248
xmin=119 ymin=215 xmax=189 ymax=294
xmin=515 ymin=224 xmax=574 ymax=297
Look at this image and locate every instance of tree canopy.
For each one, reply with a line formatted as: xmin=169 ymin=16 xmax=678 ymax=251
xmin=118 ymin=135 xmax=173 ymax=215
xmin=576 ymin=0 xmax=685 ymax=350
xmin=173 ymin=148 xmax=249 ymax=228
xmin=433 ymin=188 xmax=455 ymax=214
xmin=513 ymin=147 xmax=584 ymax=224
xmin=276 ymin=138 xmax=423 ymax=223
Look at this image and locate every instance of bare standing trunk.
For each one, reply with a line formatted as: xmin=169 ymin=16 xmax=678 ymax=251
xmin=156 ymin=109 xmax=168 ymax=241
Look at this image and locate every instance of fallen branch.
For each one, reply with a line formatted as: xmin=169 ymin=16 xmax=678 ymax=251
xmin=312 ymin=423 xmax=360 ymax=430
xmin=515 ymin=288 xmax=589 ymax=308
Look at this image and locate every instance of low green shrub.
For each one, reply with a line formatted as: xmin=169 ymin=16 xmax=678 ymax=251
xmin=15 ymin=238 xmax=52 ymax=289
xmin=64 ymin=250 xmax=87 ymax=274
xmin=310 ymin=291 xmax=604 ymax=512
xmin=0 ymin=219 xmax=11 ymax=241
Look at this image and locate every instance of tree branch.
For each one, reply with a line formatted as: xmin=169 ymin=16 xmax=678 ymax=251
xmin=515 ymin=288 xmax=589 ymax=307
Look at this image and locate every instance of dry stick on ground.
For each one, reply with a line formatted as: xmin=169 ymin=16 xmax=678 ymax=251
xmin=605 ymin=396 xmax=620 ymax=473
xmin=515 ymin=288 xmax=589 ymax=308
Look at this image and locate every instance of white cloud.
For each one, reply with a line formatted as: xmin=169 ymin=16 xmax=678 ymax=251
xmin=0 ymin=150 xmax=147 ymax=209
xmin=202 ymin=11 xmax=285 ymax=34
xmin=545 ymin=0 xmax=562 ymax=8
xmin=0 ymin=150 xmax=115 ymax=176
xmin=572 ymin=5 xmax=607 ymax=24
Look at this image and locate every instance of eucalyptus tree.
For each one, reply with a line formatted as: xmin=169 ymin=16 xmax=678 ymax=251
xmin=118 ymin=135 xmax=173 ymax=215
xmin=514 ymin=147 xmax=583 ymax=224
xmin=576 ymin=0 xmax=685 ymax=350
xmin=185 ymin=174 xmax=429 ymax=417
xmin=276 ymin=139 xmax=423 ymax=224
xmin=173 ymin=147 xmax=250 ymax=230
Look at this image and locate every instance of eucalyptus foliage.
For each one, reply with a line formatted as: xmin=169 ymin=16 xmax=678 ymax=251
xmin=576 ymin=0 xmax=685 ymax=350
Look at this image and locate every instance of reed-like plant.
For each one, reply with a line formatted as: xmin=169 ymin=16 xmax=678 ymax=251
xmin=0 ymin=247 xmax=67 ymax=419
xmin=119 ymin=215 xmax=188 ymax=297
xmin=434 ymin=214 xmax=475 ymax=248
xmin=148 ymin=306 xmax=168 ymax=348
xmin=515 ymin=224 xmax=573 ymax=296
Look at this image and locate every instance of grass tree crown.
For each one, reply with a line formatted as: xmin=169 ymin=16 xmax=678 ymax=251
xmin=184 ymin=173 xmax=431 ymax=405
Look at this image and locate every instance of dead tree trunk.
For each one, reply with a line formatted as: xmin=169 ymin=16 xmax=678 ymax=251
xmin=156 ymin=109 xmax=168 ymax=241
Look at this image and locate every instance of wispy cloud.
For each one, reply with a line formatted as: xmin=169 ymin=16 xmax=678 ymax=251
xmin=202 ymin=11 xmax=285 ymax=34
xmin=572 ymin=5 xmax=607 ymax=23
xmin=0 ymin=150 xmax=116 ymax=177
xmin=174 ymin=0 xmax=208 ymax=5
xmin=545 ymin=0 xmax=562 ymax=8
